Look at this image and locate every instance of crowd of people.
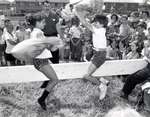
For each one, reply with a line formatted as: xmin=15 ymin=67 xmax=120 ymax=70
xmin=0 ymin=0 xmax=150 ymax=113
xmin=0 ymin=6 xmax=150 ymax=66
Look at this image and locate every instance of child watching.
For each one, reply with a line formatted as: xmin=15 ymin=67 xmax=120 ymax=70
xmin=75 ymin=11 xmax=109 ymax=100
xmin=27 ymin=12 xmax=59 ymax=111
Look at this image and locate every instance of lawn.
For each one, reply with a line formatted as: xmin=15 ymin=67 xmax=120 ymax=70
xmin=0 ymin=76 xmax=149 ymax=117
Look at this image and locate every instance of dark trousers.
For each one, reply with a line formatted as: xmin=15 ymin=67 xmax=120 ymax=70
xmin=122 ymin=63 xmax=150 ymax=96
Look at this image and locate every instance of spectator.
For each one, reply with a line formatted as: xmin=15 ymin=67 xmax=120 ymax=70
xmin=118 ymin=15 xmax=132 ymax=55
xmin=3 ymin=19 xmax=18 ymax=66
xmin=40 ymin=1 xmax=64 ymax=89
xmin=123 ymin=41 xmax=140 ymax=60
xmin=69 ymin=16 xmax=82 ymax=62
xmin=120 ymin=39 xmax=150 ymax=100
xmin=131 ymin=22 xmax=147 ymax=54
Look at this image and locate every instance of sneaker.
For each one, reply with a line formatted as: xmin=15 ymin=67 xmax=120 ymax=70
xmin=99 ymin=77 xmax=109 ymax=86
xmin=38 ymin=98 xmax=47 ymax=111
xmin=99 ymin=83 xmax=108 ymax=100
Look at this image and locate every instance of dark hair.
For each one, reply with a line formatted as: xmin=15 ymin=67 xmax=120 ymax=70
xmin=92 ymin=15 xmax=108 ymax=28
xmin=27 ymin=12 xmax=46 ymax=27
xmin=111 ymin=14 xmax=119 ymax=21
xmin=137 ymin=21 xmax=147 ymax=29
xmin=142 ymin=10 xmax=149 ymax=17
xmin=71 ymin=16 xmax=80 ymax=26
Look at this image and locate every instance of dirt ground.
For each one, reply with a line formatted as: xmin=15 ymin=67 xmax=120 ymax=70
xmin=0 ymin=76 xmax=149 ymax=117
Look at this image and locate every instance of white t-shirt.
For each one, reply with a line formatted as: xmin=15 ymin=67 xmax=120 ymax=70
xmin=30 ymin=28 xmax=52 ymax=59
xmin=3 ymin=30 xmax=17 ymax=54
xmin=69 ymin=25 xmax=81 ymax=38
xmin=92 ymin=27 xmax=106 ymax=49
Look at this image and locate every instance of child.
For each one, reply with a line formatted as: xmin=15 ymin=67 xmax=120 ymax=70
xmin=27 ymin=12 xmax=59 ymax=110
xmin=69 ymin=16 xmax=83 ymax=62
xmin=76 ymin=11 xmax=109 ymax=100
xmin=3 ymin=20 xmax=18 ymax=66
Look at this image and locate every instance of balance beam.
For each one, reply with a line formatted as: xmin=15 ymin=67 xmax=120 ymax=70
xmin=0 ymin=59 xmax=148 ymax=84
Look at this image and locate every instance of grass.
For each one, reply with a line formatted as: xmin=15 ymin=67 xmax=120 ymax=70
xmin=0 ymin=76 xmax=149 ymax=117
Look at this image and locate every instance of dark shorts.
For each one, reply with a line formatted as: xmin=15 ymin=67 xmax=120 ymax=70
xmin=91 ymin=50 xmax=106 ymax=68
xmin=5 ymin=53 xmax=16 ymax=62
xmin=33 ymin=58 xmax=49 ymax=70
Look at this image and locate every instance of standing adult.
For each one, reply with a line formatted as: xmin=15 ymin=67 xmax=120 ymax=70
xmin=40 ymin=1 xmax=64 ymax=88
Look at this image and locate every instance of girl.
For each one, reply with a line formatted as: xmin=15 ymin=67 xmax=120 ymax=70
xmin=27 ymin=12 xmax=60 ymax=110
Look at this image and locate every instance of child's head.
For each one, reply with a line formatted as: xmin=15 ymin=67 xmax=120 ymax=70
xmin=129 ymin=41 xmax=139 ymax=52
xmin=111 ymin=14 xmax=118 ymax=23
xmin=144 ymin=39 xmax=150 ymax=47
xmin=120 ymin=15 xmax=128 ymax=24
xmin=27 ymin=12 xmax=46 ymax=30
xmin=5 ymin=21 xmax=14 ymax=33
xmin=136 ymin=21 xmax=147 ymax=32
xmin=91 ymin=15 xmax=108 ymax=28
xmin=71 ymin=16 xmax=80 ymax=26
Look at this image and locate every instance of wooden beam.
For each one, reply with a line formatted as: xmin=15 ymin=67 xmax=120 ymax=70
xmin=0 ymin=59 xmax=148 ymax=84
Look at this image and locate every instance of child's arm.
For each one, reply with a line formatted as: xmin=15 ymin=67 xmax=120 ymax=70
xmin=75 ymin=10 xmax=94 ymax=33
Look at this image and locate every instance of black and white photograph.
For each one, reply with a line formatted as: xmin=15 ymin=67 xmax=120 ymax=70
xmin=0 ymin=0 xmax=149 ymax=116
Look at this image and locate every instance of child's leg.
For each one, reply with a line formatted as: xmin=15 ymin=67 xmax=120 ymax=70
xmin=83 ymin=50 xmax=106 ymax=85
xmin=38 ymin=64 xmax=59 ymax=110
xmin=83 ymin=62 xmax=100 ymax=85
xmin=33 ymin=59 xmax=59 ymax=110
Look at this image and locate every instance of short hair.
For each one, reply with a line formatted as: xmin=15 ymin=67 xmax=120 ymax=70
xmin=92 ymin=15 xmax=108 ymax=28
xmin=142 ymin=10 xmax=149 ymax=17
xmin=137 ymin=21 xmax=147 ymax=29
xmin=27 ymin=12 xmax=46 ymax=27
xmin=111 ymin=14 xmax=119 ymax=21
xmin=104 ymin=106 xmax=144 ymax=117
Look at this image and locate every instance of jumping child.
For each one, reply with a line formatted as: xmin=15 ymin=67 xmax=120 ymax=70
xmin=75 ymin=11 xmax=109 ymax=100
xmin=27 ymin=12 xmax=59 ymax=110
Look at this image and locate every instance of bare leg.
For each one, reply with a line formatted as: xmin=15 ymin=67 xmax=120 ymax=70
xmin=38 ymin=64 xmax=59 ymax=110
xmin=83 ymin=62 xmax=100 ymax=85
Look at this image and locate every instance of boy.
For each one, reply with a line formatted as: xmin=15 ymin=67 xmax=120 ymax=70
xmin=27 ymin=12 xmax=59 ymax=110
xmin=75 ymin=10 xmax=109 ymax=100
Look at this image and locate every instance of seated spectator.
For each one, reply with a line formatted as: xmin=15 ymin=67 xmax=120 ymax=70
xmin=123 ymin=41 xmax=140 ymax=60
xmin=106 ymin=40 xmax=120 ymax=60
xmin=131 ymin=22 xmax=147 ymax=54
xmin=120 ymin=38 xmax=150 ymax=100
